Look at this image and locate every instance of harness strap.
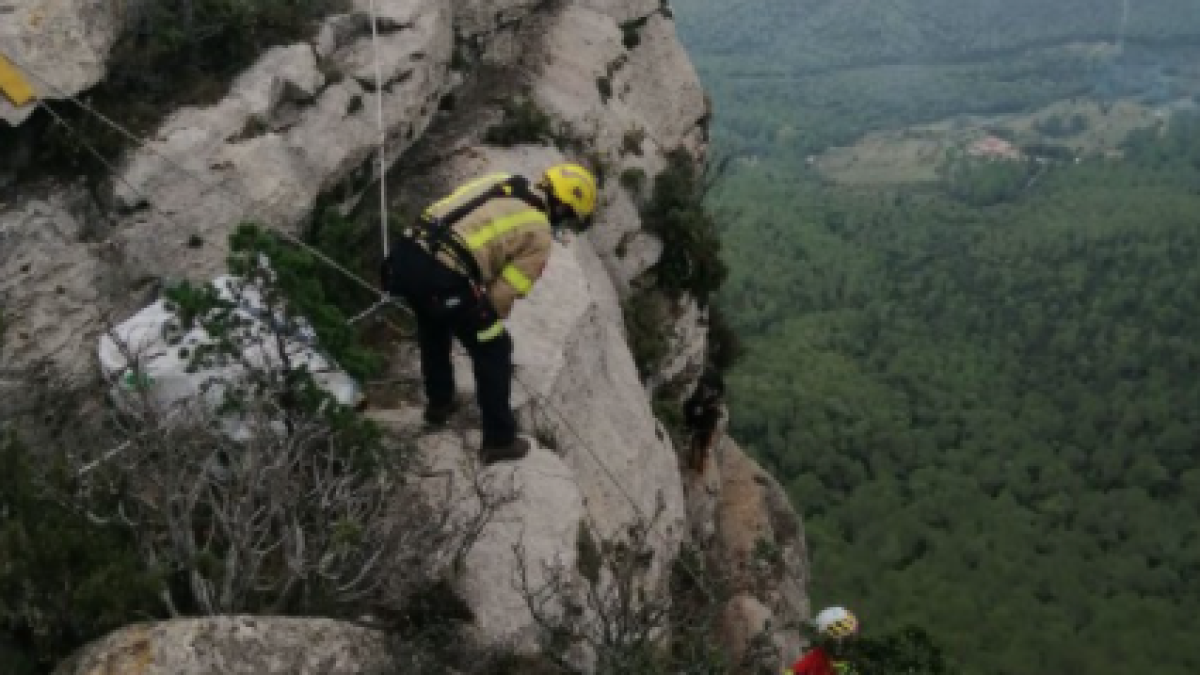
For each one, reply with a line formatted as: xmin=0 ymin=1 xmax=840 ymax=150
xmin=416 ymin=175 xmax=545 ymax=285
xmin=432 ymin=174 xmax=544 ymax=226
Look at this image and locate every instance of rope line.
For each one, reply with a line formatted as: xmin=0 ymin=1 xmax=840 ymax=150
xmin=366 ymin=0 xmax=391 ymax=259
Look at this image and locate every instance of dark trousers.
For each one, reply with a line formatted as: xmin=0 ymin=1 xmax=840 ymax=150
xmin=385 ymin=237 xmax=516 ymax=445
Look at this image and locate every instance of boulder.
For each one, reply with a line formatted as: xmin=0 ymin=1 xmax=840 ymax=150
xmin=53 ymin=617 xmax=391 ymax=675
xmin=715 ymin=440 xmax=808 ymax=605
xmin=719 ymin=594 xmax=776 ymax=668
xmin=709 ymin=440 xmax=809 ymax=666
xmin=416 ymin=431 xmax=586 ymax=653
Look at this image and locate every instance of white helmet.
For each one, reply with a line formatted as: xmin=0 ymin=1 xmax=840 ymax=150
xmin=815 ymin=606 xmax=859 ymax=639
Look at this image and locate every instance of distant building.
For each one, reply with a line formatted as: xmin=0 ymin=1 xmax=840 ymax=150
xmin=968 ymin=135 xmax=1022 ymax=161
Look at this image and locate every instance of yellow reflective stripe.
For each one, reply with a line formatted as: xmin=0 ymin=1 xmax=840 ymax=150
xmin=427 ymin=173 xmax=511 ymax=215
xmin=0 ymin=53 xmax=35 ymax=106
xmin=501 ymin=264 xmax=534 ymax=295
xmin=477 ymin=321 xmax=505 ymax=342
xmin=464 ymin=209 xmax=548 ymax=250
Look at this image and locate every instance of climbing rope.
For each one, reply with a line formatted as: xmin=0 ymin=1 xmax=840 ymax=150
xmin=367 ymin=0 xmax=391 ymax=259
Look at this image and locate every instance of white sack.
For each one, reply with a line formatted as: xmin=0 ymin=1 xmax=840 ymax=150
xmin=98 ymin=275 xmax=361 ymax=423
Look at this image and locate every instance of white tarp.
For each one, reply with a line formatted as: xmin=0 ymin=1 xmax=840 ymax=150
xmin=98 ymin=275 xmax=361 ymax=423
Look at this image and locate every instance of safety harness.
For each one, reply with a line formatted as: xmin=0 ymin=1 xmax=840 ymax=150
xmin=412 ymin=175 xmax=545 ymax=287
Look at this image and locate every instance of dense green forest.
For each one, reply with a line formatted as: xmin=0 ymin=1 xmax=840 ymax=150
xmin=678 ymin=0 xmax=1200 ymax=156
xmin=677 ymin=2 xmax=1200 ymax=674
xmin=680 ymin=0 xmax=1200 ymax=71
xmin=716 ymin=124 xmax=1200 ymax=674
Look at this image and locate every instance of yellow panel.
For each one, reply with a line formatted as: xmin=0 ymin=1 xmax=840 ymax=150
xmin=0 ymin=53 xmax=35 ymax=107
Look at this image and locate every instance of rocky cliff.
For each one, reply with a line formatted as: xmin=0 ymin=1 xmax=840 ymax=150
xmin=0 ymin=1 xmax=809 ymax=671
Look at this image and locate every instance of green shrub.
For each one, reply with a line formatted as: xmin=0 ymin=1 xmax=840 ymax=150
xmin=641 ymin=150 xmax=728 ymax=304
xmin=622 ymin=288 xmax=671 ymax=378
xmin=483 ymin=99 xmax=555 ymax=147
xmin=597 ymin=76 xmax=614 ymax=104
xmin=652 ymin=388 xmax=689 ymax=450
xmin=576 ymin=524 xmax=603 ymax=585
xmin=620 ymin=17 xmax=650 ymax=50
xmin=622 ymin=128 xmax=646 ymax=156
xmin=0 ymin=431 xmax=162 ymax=674
xmin=620 ymin=167 xmax=647 ymax=196
xmin=167 ymin=223 xmax=382 ymax=381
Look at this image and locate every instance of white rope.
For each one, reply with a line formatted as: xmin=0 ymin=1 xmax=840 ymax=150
xmin=367 ymin=0 xmax=390 ymax=259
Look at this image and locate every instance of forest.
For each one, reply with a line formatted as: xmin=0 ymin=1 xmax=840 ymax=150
xmin=678 ymin=0 xmax=1200 ymax=157
xmin=679 ymin=0 xmax=1200 ymax=72
xmin=715 ymin=122 xmax=1200 ymax=674
xmin=677 ymin=2 xmax=1200 ymax=673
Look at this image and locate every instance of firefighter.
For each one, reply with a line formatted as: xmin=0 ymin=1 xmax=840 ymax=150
xmin=383 ymin=164 xmax=598 ymax=463
xmin=785 ymin=606 xmax=860 ymax=675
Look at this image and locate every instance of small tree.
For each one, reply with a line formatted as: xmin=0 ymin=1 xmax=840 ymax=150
xmin=641 ymin=150 xmax=728 ymax=305
xmin=0 ymin=429 xmax=162 ymax=674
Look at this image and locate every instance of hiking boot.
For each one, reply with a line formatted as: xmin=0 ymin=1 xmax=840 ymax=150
xmin=423 ymin=399 xmax=459 ymax=427
xmin=480 ymin=436 xmax=532 ymax=465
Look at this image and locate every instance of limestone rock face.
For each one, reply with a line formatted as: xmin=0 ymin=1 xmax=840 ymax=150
xmin=529 ymin=6 xmax=706 ymax=283
xmin=0 ymin=0 xmax=544 ymax=378
xmin=5 ymin=0 xmax=812 ymax=672
xmin=409 ymin=430 xmax=586 ymax=653
xmin=0 ymin=192 xmax=138 ymax=380
xmin=719 ymin=594 xmax=777 ymax=667
xmin=0 ymin=0 xmax=134 ymax=124
xmin=707 ymin=439 xmax=810 ymax=668
xmin=53 ymin=617 xmax=392 ymax=675
xmin=111 ymin=1 xmax=455 ymax=283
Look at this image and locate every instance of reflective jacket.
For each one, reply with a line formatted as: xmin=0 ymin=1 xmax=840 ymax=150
xmin=424 ymin=173 xmax=553 ymax=318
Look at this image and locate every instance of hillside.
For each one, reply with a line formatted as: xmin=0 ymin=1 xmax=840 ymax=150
xmin=678 ymin=0 xmax=1200 ymax=156
xmin=680 ymin=0 xmax=1200 ymax=72
xmin=675 ymin=1 xmax=1200 ymax=673
xmin=714 ymin=125 xmax=1200 ymax=673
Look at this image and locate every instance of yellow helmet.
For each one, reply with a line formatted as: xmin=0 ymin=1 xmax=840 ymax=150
xmin=815 ymin=606 xmax=859 ymax=640
xmin=543 ymin=163 xmax=598 ymax=220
